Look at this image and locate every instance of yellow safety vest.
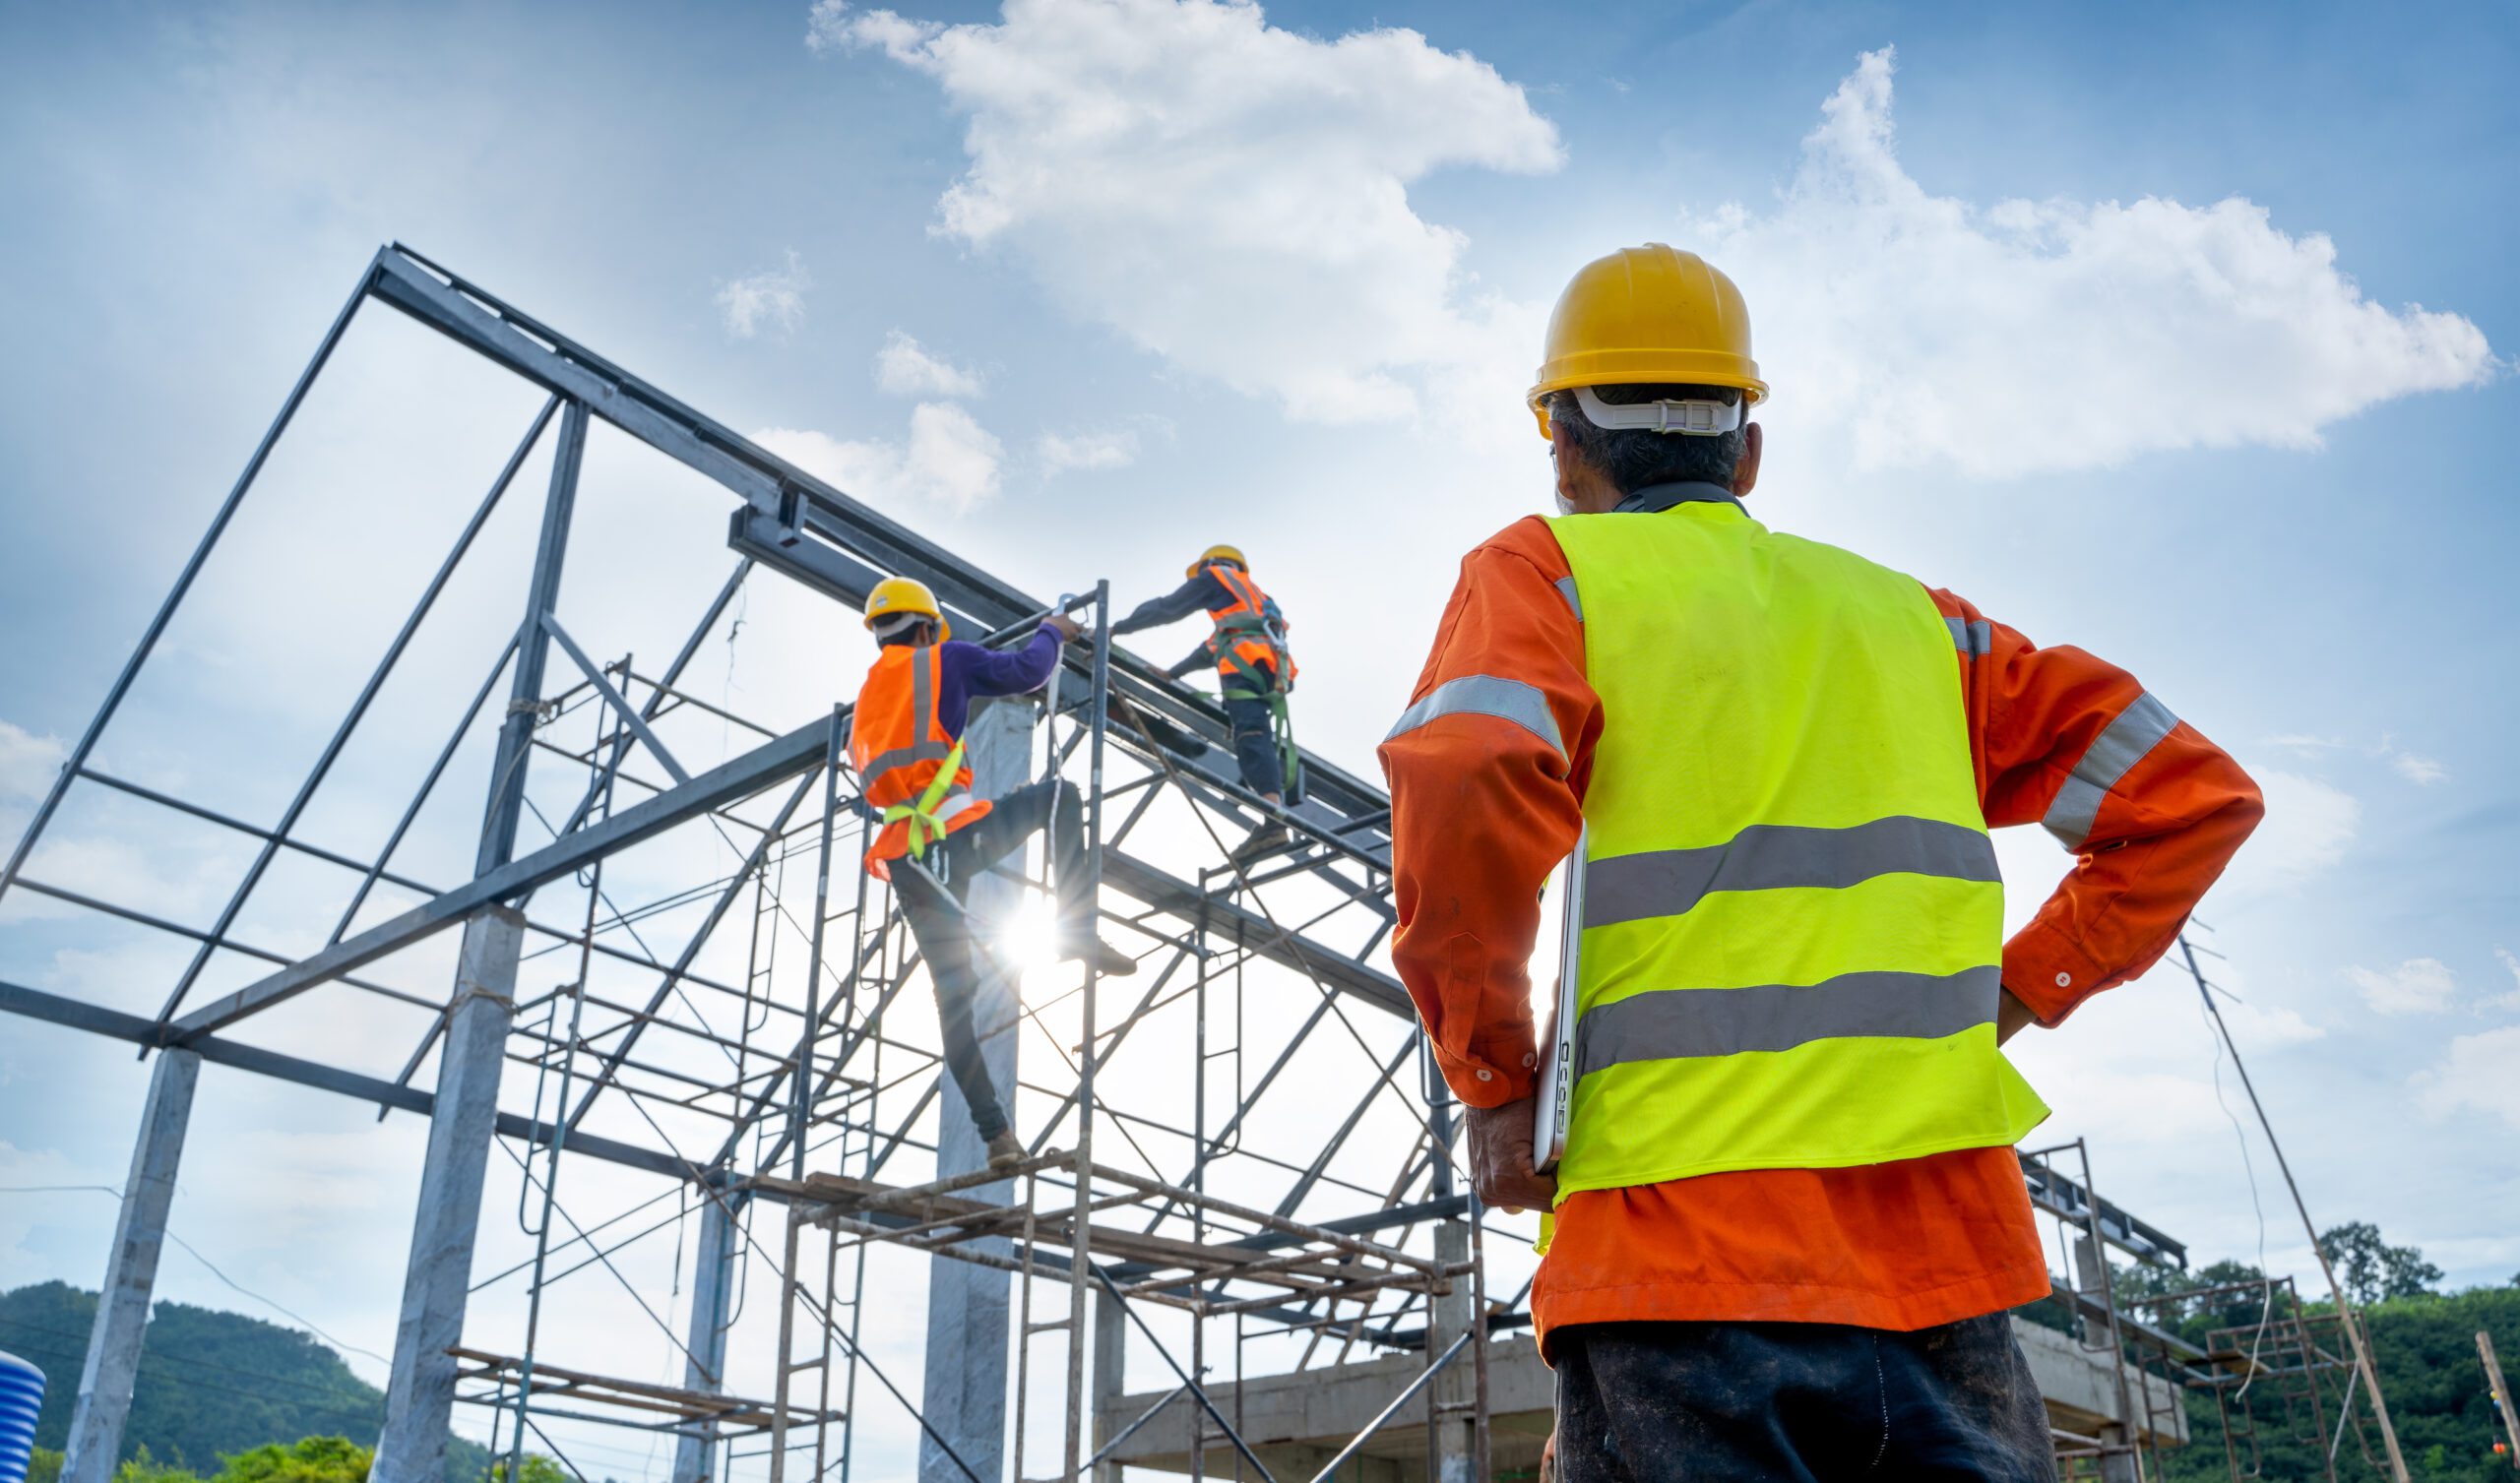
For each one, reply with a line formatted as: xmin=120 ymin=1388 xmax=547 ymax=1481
xmin=1545 ymin=500 xmax=2048 ymax=1198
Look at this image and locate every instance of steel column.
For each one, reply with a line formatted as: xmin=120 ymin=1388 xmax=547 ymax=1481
xmin=377 ymin=399 xmax=585 ymax=1483
xmin=374 ymin=906 xmax=528 ymax=1483
xmin=671 ymin=1185 xmax=743 ymax=1483
xmin=60 ymin=1049 xmax=201 ymax=1483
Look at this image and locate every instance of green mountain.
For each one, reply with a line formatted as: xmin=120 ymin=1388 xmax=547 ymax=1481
xmin=0 ymin=1282 xmax=487 ymax=1483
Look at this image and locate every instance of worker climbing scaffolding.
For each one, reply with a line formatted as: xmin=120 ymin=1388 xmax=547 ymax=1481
xmin=1113 ymin=543 xmax=1302 ymax=862
xmin=848 ymin=576 xmax=1138 ymax=1171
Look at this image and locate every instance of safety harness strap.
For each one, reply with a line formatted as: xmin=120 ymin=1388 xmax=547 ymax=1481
xmin=881 ymin=737 xmax=970 ymax=859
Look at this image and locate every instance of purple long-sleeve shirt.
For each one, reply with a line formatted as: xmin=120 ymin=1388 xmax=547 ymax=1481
xmin=926 ymin=625 xmax=1063 ymax=738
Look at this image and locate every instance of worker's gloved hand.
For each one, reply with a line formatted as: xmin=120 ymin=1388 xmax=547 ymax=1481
xmin=1464 ymin=1095 xmax=1556 ymax=1215
xmin=1044 ymin=613 xmax=1084 ymax=644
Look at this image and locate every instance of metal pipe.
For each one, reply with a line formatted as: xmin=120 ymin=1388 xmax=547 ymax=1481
xmin=1302 ymin=1333 xmax=1473 ymax=1483
xmin=0 ymin=257 xmax=378 ymax=901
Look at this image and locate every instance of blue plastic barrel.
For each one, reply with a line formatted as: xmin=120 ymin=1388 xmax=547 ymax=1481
xmin=0 ymin=1349 xmax=42 ymax=1483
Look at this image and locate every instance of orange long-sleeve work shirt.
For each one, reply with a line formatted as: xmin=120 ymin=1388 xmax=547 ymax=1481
xmin=1377 ymin=513 xmax=2263 ymax=1346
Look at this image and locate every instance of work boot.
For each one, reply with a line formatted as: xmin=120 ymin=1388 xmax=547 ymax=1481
xmin=1230 ymin=821 xmax=1288 ymax=865
xmin=1056 ymin=933 xmax=1140 ymax=977
xmin=985 ymin=1129 xmax=1026 ymax=1170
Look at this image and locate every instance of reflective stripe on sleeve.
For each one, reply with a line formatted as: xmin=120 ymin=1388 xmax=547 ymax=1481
xmin=1574 ymin=965 xmax=1999 ymax=1075
xmin=2043 ymin=692 xmax=2178 ymax=848
xmin=1384 ymin=674 xmax=1563 ymax=756
xmin=1583 ymin=816 xmax=1997 ymax=930
xmin=1555 ymin=577 xmax=1584 ymax=621
xmin=1945 ymin=616 xmax=1991 ymax=657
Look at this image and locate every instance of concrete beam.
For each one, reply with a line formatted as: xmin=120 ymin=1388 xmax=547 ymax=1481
xmin=917 ymin=697 xmax=1031 ymax=1483
xmin=60 ymin=1049 xmax=200 ymax=1483
xmin=1102 ymin=1320 xmax=2188 ymax=1478
xmin=374 ymin=907 xmax=525 ymax=1483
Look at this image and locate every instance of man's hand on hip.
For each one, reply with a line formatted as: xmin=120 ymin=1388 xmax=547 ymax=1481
xmin=1465 ymin=1095 xmax=1557 ymax=1214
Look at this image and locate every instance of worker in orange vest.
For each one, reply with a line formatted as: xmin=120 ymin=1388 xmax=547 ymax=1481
xmin=1380 ymin=246 xmax=2264 ymax=1478
xmin=850 ymin=576 xmax=1138 ymax=1169
xmin=1114 ymin=544 xmax=1301 ymax=862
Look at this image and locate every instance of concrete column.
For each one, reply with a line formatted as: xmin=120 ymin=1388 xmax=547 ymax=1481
xmin=1090 ymin=1291 xmax=1127 ymax=1483
xmin=2071 ymin=1233 xmax=2140 ymax=1483
xmin=671 ymin=1187 xmax=741 ymax=1483
xmin=1422 ymin=1080 xmax=1476 ymax=1483
xmin=60 ymin=1048 xmax=201 ymax=1483
xmin=374 ymin=906 xmax=526 ymax=1483
xmin=917 ymin=695 xmax=1037 ymax=1483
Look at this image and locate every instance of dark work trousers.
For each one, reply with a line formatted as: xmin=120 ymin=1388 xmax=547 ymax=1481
xmin=887 ymin=777 xmax=1093 ymax=1142
xmin=1554 ymin=1314 xmax=2057 ymax=1483
xmin=1222 ymin=691 xmax=1282 ymax=797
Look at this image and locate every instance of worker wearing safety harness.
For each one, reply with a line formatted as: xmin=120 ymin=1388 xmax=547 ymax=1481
xmin=1379 ymin=246 xmax=2264 ymax=1480
xmin=850 ymin=577 xmax=1138 ymax=1170
xmin=1113 ymin=545 xmax=1302 ymax=862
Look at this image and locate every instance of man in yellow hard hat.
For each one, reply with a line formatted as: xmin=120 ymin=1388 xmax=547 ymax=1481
xmin=1114 ymin=545 xmax=1302 ymax=862
xmin=1378 ymin=245 xmax=2263 ymax=1477
xmin=850 ymin=576 xmax=1137 ymax=1169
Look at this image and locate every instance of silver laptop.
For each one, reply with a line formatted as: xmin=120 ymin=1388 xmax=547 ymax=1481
xmin=1532 ymin=828 xmax=1587 ymax=1173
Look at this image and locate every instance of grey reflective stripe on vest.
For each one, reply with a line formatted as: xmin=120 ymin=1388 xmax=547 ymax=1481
xmin=1384 ymin=674 xmax=1563 ymax=756
xmin=1945 ymin=616 xmax=1991 ymax=656
xmin=867 ymin=646 xmax=951 ymax=785
xmin=1583 ymin=816 xmax=1997 ymax=930
xmin=862 ymin=739 xmax=959 ymax=782
xmin=1554 ymin=577 xmax=1584 ymax=621
xmin=1574 ymin=964 xmax=1999 ymax=1076
xmin=2044 ymin=692 xmax=2178 ymax=848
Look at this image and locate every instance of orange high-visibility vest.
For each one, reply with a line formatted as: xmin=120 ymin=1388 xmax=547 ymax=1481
xmin=849 ymin=644 xmax=992 ymax=879
xmin=1202 ymin=563 xmax=1295 ymax=697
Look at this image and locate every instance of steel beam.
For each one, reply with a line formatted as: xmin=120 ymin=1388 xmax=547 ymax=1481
xmin=0 ymin=980 xmax=690 ymax=1180
xmin=60 ymin=1049 xmax=200 ymax=1483
xmin=167 ymin=713 xmax=838 ymax=1041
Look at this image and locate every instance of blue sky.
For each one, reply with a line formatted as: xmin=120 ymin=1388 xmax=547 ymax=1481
xmin=2 ymin=0 xmax=2515 ymax=1471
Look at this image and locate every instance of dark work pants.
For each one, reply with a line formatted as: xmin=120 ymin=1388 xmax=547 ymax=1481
xmin=1223 ymin=693 xmax=1282 ymax=797
xmin=888 ymin=777 xmax=1092 ymax=1142
xmin=1554 ymin=1315 xmax=2057 ymax=1483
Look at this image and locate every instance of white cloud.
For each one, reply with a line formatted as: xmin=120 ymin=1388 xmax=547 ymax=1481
xmin=2493 ymin=948 xmax=2520 ymax=1012
xmin=1037 ymin=426 xmax=1139 ymax=474
xmin=819 ymin=0 xmax=1561 ymax=423
xmin=760 ymin=402 xmax=1005 ymax=515
xmin=2415 ymin=1024 xmax=2520 ymax=1129
xmin=1693 ymin=48 xmax=2496 ymax=478
xmin=876 ymin=331 xmax=985 ymax=398
xmin=2345 ymin=957 xmax=2458 ymax=1017
xmin=2388 ymin=751 xmax=2447 ymax=785
xmin=0 ymin=719 xmax=66 ymax=799
xmin=717 ymin=249 xmax=812 ymax=339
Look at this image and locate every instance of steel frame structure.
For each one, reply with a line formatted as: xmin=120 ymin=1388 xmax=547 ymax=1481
xmin=3 ymin=243 xmax=1501 ymax=1483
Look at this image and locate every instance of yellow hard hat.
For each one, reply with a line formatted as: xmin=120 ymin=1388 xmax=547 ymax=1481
xmin=1526 ymin=244 xmax=1767 ymax=439
xmin=1188 ymin=544 xmax=1246 ymax=579
xmin=863 ymin=576 xmax=948 ymax=639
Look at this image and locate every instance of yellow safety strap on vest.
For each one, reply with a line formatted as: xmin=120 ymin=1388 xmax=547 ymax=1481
xmin=881 ymin=738 xmax=968 ymax=859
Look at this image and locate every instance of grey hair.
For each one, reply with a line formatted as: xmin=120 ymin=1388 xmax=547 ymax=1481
xmin=1547 ymin=383 xmax=1747 ymax=494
